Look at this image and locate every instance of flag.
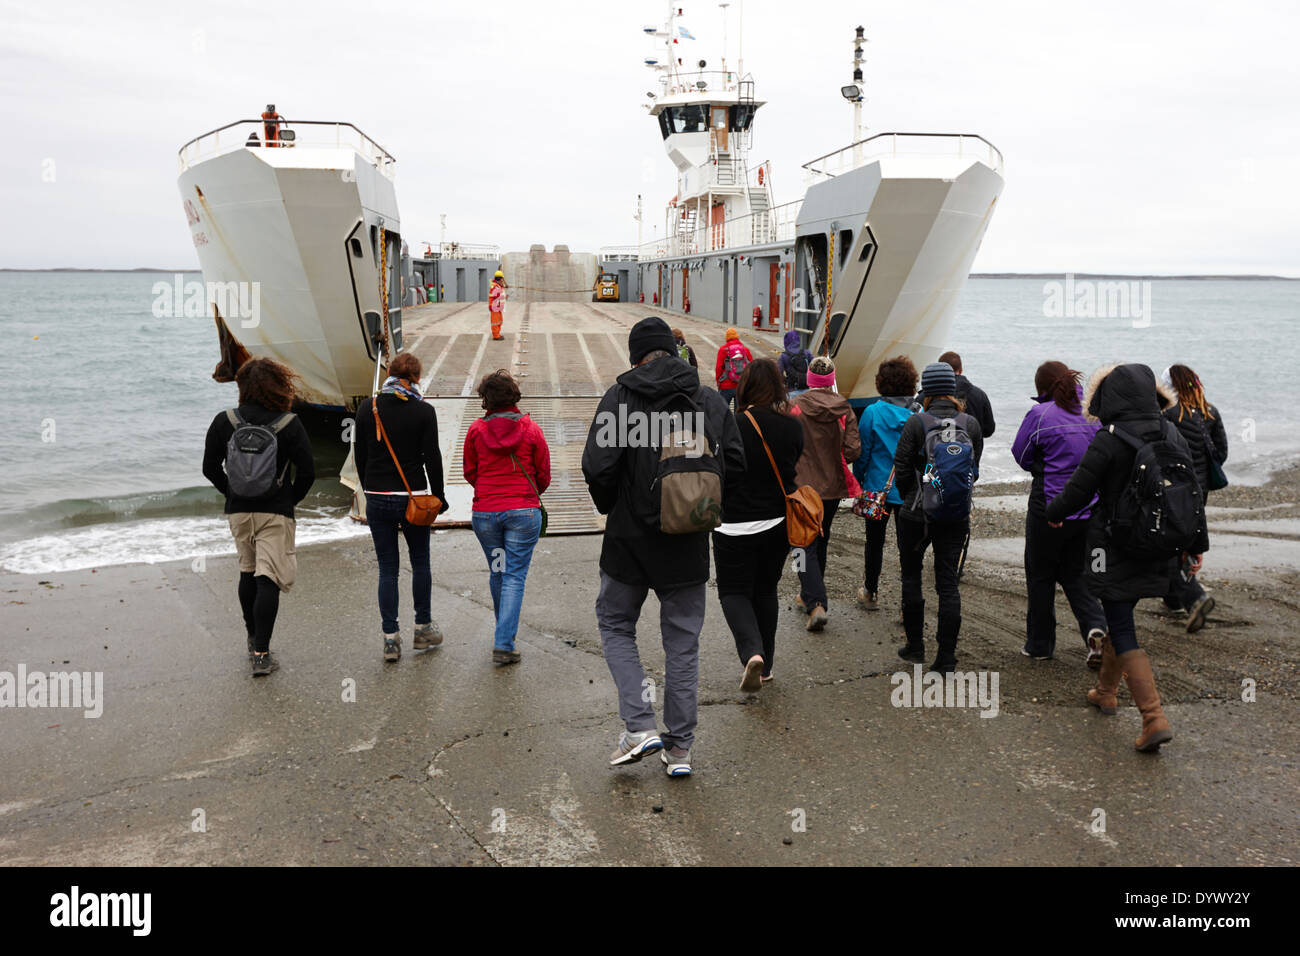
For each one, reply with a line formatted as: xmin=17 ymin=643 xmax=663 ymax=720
xmin=679 ymin=26 xmax=696 ymax=40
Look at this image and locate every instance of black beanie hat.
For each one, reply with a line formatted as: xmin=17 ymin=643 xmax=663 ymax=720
xmin=628 ymin=316 xmax=677 ymax=365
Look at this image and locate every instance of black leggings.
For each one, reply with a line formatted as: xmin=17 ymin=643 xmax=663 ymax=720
xmin=713 ymin=525 xmax=789 ymax=677
xmin=863 ymin=510 xmax=899 ymax=593
xmin=238 ymin=571 xmax=281 ymax=653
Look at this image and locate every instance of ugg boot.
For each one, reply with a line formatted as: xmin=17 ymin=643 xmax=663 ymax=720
xmin=1119 ymin=649 xmax=1173 ymax=752
xmin=1086 ymin=636 xmax=1121 ymax=715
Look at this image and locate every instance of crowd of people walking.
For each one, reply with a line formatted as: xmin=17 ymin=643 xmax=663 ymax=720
xmin=203 ymin=318 xmax=1225 ymax=770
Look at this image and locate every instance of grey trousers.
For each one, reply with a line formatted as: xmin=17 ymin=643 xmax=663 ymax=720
xmin=595 ymin=571 xmax=705 ymax=752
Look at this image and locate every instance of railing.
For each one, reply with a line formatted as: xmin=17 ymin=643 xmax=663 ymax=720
xmin=599 ymin=246 xmax=640 ymax=261
xmin=801 ymin=132 xmax=1004 ymax=184
xmin=652 ymin=69 xmax=741 ymax=98
xmin=425 ymin=242 xmax=499 ymax=261
xmin=638 ymin=199 xmax=802 ymax=261
xmin=177 ymin=119 xmax=397 ymax=180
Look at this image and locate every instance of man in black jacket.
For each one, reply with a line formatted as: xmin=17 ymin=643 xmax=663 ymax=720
xmin=893 ymin=362 xmax=984 ymax=673
xmin=1045 ymin=363 xmax=1208 ymax=752
xmin=202 ymin=357 xmax=316 ymax=676
xmin=938 ymin=351 xmax=995 ymax=439
xmin=582 ymin=317 xmax=744 ymax=778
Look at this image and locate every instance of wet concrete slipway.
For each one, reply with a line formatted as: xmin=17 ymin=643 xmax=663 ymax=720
xmin=2 ymin=302 xmax=1297 ymax=867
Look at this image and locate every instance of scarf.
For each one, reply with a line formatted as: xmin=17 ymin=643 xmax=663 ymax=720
xmin=380 ymin=376 xmax=422 ymax=402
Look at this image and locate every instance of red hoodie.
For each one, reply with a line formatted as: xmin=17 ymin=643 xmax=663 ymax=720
xmin=715 ymin=339 xmax=754 ymax=388
xmin=463 ymin=407 xmax=552 ymax=512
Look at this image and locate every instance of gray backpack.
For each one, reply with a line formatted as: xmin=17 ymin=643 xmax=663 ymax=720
xmin=224 ymin=409 xmax=295 ymax=498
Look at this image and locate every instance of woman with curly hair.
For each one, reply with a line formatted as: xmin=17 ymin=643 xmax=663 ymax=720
xmin=202 ymin=357 xmax=316 ymax=676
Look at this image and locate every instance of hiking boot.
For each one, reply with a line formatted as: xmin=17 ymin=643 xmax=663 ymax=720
xmin=609 ymin=729 xmax=663 ymax=766
xmin=929 ymin=658 xmax=957 ymax=675
xmin=806 ymin=605 xmax=828 ymax=631
xmin=383 ymin=634 xmax=401 ymax=662
xmin=857 ymin=587 xmax=879 ymax=611
xmin=794 ymin=595 xmax=808 ymax=614
xmin=251 ymin=652 xmax=279 ymax=677
xmin=661 ymin=746 xmax=692 ymax=777
xmin=413 ymin=621 xmax=443 ymax=649
xmin=1119 ymin=649 xmax=1173 ymax=752
xmin=1085 ymin=628 xmax=1105 ymax=670
xmin=1087 ymin=636 xmax=1121 ymax=715
xmin=492 ymin=649 xmax=521 ymax=666
xmin=1185 ymin=595 xmax=1215 ymax=634
xmin=740 ymin=655 xmax=764 ymax=693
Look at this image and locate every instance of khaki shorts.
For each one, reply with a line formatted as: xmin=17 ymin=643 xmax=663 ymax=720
xmin=228 ymin=512 xmax=297 ymax=592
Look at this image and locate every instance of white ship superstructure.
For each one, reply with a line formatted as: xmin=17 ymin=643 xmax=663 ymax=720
xmin=630 ymin=6 xmax=1005 ymax=404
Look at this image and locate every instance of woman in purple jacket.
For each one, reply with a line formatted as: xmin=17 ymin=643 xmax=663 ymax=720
xmin=1011 ymin=361 xmax=1108 ymax=666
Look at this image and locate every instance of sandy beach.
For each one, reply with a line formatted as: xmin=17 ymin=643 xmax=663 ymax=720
xmin=2 ymin=458 xmax=1297 ymax=866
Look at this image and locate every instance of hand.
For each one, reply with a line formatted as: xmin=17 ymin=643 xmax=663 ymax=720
xmin=1188 ymin=553 xmax=1204 ymax=574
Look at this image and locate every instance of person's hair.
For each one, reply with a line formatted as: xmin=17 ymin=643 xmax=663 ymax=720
xmin=938 ymin=350 xmax=963 ymax=374
xmin=671 ymin=327 xmax=685 ymax=341
xmin=1034 ymin=360 xmax=1082 ymax=413
xmin=736 ymin=357 xmax=789 ymax=413
xmin=809 ymin=355 xmax=835 ymax=377
xmin=235 ymin=357 xmax=297 ymax=413
xmin=875 ymin=355 xmax=918 ymax=397
xmin=636 ymin=348 xmax=672 ymax=366
xmin=923 ymin=394 xmax=965 ymax=412
xmin=476 ymin=369 xmax=521 ymax=411
xmin=388 ymin=352 xmax=422 ymax=382
xmin=1169 ymin=364 xmax=1212 ymax=421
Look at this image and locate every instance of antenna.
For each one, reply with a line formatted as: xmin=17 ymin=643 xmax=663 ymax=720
xmin=737 ymin=0 xmax=744 ymax=80
xmin=719 ymin=2 xmax=729 ymax=77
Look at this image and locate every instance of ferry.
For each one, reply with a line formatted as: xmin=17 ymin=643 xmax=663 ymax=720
xmin=617 ymin=4 xmax=1005 ymax=406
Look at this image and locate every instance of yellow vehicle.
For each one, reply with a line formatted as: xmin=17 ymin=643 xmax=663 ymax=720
xmin=592 ymin=272 xmax=619 ymax=302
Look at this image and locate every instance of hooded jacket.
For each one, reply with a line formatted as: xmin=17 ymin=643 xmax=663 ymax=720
xmin=852 ymin=396 xmax=912 ymax=506
xmin=1165 ymin=401 xmax=1228 ymax=493
xmin=792 ymin=388 xmax=862 ymax=499
xmin=715 ymin=338 xmax=754 ymax=388
xmin=1045 ymin=364 xmax=1209 ymax=601
xmin=893 ymin=397 xmax=984 ymax=521
xmin=1011 ymin=387 xmax=1099 ymax=519
xmin=582 ymin=355 xmax=745 ymax=589
xmin=777 ymin=331 xmax=813 ymax=391
xmin=463 ymin=407 xmax=551 ymax=512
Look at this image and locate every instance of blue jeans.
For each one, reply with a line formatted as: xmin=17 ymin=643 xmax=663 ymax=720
xmin=471 ymin=508 xmax=543 ymax=651
xmin=366 ymin=493 xmax=432 ymax=635
xmin=1103 ymin=599 xmax=1140 ymax=655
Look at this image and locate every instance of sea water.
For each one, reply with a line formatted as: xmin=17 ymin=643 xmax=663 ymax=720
xmin=0 ymin=272 xmax=1293 ymax=572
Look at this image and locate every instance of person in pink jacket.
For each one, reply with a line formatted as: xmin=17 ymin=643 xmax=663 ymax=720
xmin=714 ymin=328 xmax=753 ymax=412
xmin=463 ymin=369 xmax=551 ymax=664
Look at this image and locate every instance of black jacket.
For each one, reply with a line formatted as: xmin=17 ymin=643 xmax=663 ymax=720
xmin=912 ymin=373 xmax=995 ymax=437
xmin=724 ymin=406 xmax=803 ymax=522
xmin=354 ymin=394 xmax=445 ymax=500
xmin=582 ymin=355 xmax=744 ymax=590
xmin=203 ymin=402 xmax=316 ymax=518
xmin=1164 ymin=402 xmax=1227 ymax=493
xmin=1045 ymin=364 xmax=1209 ymax=602
xmin=893 ymin=398 xmax=984 ymax=522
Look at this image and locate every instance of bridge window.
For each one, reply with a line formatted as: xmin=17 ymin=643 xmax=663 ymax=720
xmin=659 ymin=105 xmax=709 ymax=138
xmin=730 ymin=105 xmax=756 ymax=131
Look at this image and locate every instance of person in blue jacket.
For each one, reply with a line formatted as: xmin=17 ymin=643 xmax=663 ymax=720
xmin=852 ymin=356 xmax=918 ymax=610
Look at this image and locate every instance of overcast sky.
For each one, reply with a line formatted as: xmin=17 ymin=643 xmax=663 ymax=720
xmin=2 ymin=0 xmax=1297 ymax=274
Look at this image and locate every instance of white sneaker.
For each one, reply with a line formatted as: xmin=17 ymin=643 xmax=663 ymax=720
xmin=661 ymin=746 xmax=692 ymax=777
xmin=609 ymin=729 xmax=663 ymax=766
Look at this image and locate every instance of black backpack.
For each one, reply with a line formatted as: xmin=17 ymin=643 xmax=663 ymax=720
xmin=1106 ymin=421 xmax=1203 ymax=559
xmin=784 ymin=351 xmax=810 ymax=391
xmin=640 ymin=388 xmax=724 ymax=534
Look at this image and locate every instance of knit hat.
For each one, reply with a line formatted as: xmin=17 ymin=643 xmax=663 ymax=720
xmin=628 ymin=316 xmax=677 ymax=365
xmin=921 ymin=361 xmax=958 ymax=397
xmin=725 ymin=327 xmax=740 ymax=341
xmin=807 ymin=355 xmax=836 ymax=389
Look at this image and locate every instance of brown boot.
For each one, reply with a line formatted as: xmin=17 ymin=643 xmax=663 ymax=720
xmin=1119 ymin=649 xmax=1173 ymax=752
xmin=1086 ymin=636 xmax=1121 ymax=715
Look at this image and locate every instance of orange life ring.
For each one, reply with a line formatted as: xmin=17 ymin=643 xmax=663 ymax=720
xmin=757 ymin=167 xmax=764 ymax=185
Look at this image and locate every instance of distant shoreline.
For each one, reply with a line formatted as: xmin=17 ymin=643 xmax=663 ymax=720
xmin=1 ymin=268 xmax=1296 ymax=280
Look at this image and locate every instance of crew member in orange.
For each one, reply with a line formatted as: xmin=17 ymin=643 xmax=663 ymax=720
xmin=261 ymin=104 xmax=282 ymax=146
xmin=488 ymin=270 xmax=507 ymax=341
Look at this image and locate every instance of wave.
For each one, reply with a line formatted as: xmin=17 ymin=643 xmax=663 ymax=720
xmin=0 ymin=513 xmax=369 ymax=575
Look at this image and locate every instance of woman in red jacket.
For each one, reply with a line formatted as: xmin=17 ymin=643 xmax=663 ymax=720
xmin=464 ymin=369 xmax=551 ymax=665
